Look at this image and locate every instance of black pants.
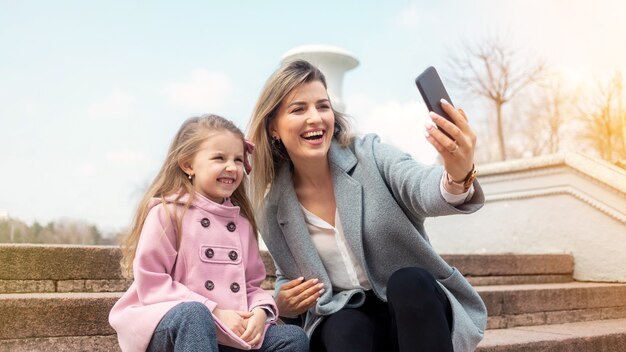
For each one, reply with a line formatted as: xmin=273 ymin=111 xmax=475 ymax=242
xmin=310 ymin=267 xmax=453 ymax=352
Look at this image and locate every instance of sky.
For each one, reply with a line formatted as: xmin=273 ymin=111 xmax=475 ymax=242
xmin=1 ymin=0 xmax=625 ymax=233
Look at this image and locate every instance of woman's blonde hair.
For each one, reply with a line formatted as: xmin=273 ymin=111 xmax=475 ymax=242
xmin=120 ymin=114 xmax=257 ymax=278
xmin=247 ymin=60 xmax=353 ymax=211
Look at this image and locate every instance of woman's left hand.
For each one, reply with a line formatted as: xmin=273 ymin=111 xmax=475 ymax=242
xmin=424 ymin=99 xmax=476 ymax=181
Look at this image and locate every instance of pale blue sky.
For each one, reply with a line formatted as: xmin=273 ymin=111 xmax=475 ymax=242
xmin=1 ymin=0 xmax=625 ymax=232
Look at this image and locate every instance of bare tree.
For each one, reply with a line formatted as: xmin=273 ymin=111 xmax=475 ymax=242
xmin=578 ymin=71 xmax=626 ymax=161
xmin=448 ymin=35 xmax=546 ymax=161
xmin=543 ymin=81 xmax=566 ymax=154
xmin=517 ymin=76 xmax=580 ymax=156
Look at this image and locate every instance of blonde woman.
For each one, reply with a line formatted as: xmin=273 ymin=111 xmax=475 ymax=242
xmin=247 ymin=60 xmax=486 ymax=352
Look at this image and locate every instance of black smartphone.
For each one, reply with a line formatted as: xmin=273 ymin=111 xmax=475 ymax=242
xmin=415 ymin=66 xmax=455 ymax=139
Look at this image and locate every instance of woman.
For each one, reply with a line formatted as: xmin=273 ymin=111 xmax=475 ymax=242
xmin=247 ymin=60 xmax=486 ymax=352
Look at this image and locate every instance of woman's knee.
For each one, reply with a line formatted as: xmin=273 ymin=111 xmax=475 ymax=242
xmin=323 ymin=309 xmax=376 ymax=337
xmin=316 ymin=309 xmax=381 ymax=351
xmin=387 ymin=267 xmax=439 ymax=302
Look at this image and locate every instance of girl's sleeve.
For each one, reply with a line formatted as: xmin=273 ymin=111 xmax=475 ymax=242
xmin=244 ymin=228 xmax=278 ymax=321
xmin=133 ymin=204 xmax=219 ymax=311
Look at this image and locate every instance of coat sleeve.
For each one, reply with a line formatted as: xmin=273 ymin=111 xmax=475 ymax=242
xmin=363 ymin=134 xmax=484 ymax=217
xmin=133 ymin=203 xmax=218 ymax=311
xmin=244 ymin=225 xmax=278 ymax=320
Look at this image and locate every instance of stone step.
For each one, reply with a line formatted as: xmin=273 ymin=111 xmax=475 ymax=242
xmin=443 ymin=253 xmax=574 ymax=286
xmin=260 ymin=253 xmax=574 ymax=289
xmin=0 ymin=244 xmax=130 ymax=294
xmin=2 ymin=317 xmax=624 ymax=352
xmin=0 ymin=335 xmax=120 ymax=352
xmin=265 ymin=252 xmax=575 ymax=287
xmin=2 ymin=319 xmax=625 ymax=352
xmin=262 ymin=252 xmax=575 ymax=278
xmin=0 ymin=244 xmax=575 ymax=293
xmin=0 ymin=292 xmax=119 ymax=340
xmin=0 ymin=245 xmax=574 ymax=280
xmin=477 ymin=318 xmax=626 ymax=352
xmin=0 ymin=278 xmax=132 ymax=294
xmin=442 ymin=253 xmax=574 ymax=276
xmin=2 ymin=282 xmax=625 ymax=341
xmin=478 ymin=282 xmax=626 ymax=329
xmin=0 ymin=244 xmax=125 ymax=280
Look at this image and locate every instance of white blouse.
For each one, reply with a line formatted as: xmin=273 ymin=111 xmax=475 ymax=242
xmin=300 ymin=205 xmax=372 ymax=291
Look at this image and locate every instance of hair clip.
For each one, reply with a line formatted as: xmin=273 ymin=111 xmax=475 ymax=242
xmin=243 ymin=140 xmax=255 ymax=174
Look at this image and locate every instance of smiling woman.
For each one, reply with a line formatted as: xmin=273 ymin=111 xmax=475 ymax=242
xmin=247 ymin=60 xmax=487 ymax=352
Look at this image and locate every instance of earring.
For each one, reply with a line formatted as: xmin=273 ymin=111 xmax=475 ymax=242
xmin=271 ymin=136 xmax=283 ymax=149
xmin=188 ymin=174 xmax=193 ymax=180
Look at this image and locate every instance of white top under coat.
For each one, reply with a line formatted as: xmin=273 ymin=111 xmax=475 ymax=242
xmin=300 ymin=205 xmax=372 ymax=291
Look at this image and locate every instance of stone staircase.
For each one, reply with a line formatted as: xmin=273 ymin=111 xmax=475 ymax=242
xmin=1 ymin=244 xmax=625 ymax=351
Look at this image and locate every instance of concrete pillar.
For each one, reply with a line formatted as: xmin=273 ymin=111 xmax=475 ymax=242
xmin=281 ymin=45 xmax=359 ymax=113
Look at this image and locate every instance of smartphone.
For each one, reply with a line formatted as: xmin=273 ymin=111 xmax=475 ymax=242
xmin=415 ymin=66 xmax=455 ymax=139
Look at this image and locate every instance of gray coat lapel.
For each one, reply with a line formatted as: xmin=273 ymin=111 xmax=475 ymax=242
xmin=269 ymin=141 xmax=365 ymax=311
xmin=328 ymin=142 xmax=365 ymax=268
xmin=274 ymin=164 xmax=329 ymax=283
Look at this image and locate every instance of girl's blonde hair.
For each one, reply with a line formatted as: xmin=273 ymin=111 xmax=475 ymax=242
xmin=247 ymin=60 xmax=353 ymax=211
xmin=120 ymin=114 xmax=257 ymax=278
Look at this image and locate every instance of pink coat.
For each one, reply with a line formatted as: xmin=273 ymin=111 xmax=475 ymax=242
xmin=109 ymin=193 xmax=277 ymax=352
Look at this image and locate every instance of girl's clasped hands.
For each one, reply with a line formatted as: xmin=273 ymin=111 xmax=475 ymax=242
xmin=214 ymin=307 xmax=268 ymax=346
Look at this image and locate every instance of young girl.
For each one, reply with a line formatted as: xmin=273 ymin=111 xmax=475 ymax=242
xmin=109 ymin=115 xmax=308 ymax=352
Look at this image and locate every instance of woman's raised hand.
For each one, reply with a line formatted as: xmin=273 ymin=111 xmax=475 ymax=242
xmin=275 ymin=277 xmax=325 ymax=317
xmin=424 ymin=99 xmax=476 ymax=182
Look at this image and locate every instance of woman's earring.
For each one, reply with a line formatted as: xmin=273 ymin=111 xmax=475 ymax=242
xmin=188 ymin=174 xmax=193 ymax=180
xmin=270 ymin=135 xmax=289 ymax=160
xmin=271 ymin=136 xmax=283 ymax=149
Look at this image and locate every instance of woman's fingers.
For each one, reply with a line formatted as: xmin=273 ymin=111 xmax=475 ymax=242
xmin=441 ymin=99 xmax=468 ymax=128
xmin=296 ymin=281 xmax=324 ymax=299
xmin=439 ymin=101 xmax=476 ymax=147
xmin=287 ymin=279 xmax=323 ymax=308
xmin=426 ymin=114 xmax=460 ymax=153
xmin=427 ymin=105 xmax=475 ymax=153
xmin=288 ymin=278 xmax=323 ymax=297
xmin=458 ymin=107 xmax=469 ymax=123
xmin=425 ymin=103 xmax=477 ymax=181
xmin=281 ymin=277 xmax=305 ymax=290
xmin=424 ymin=125 xmax=449 ymax=156
xmin=296 ymin=282 xmax=325 ymax=308
xmin=276 ymin=278 xmax=324 ymax=316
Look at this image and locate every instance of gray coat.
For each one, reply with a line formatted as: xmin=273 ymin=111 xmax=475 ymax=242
xmin=260 ymin=134 xmax=487 ymax=352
